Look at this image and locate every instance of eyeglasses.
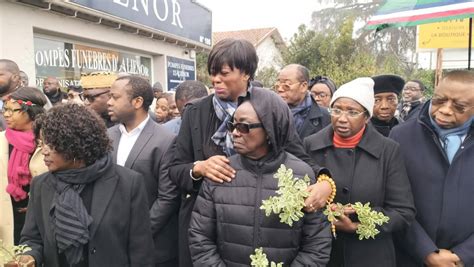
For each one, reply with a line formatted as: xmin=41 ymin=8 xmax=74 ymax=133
xmin=311 ymin=92 xmax=329 ymax=99
xmin=226 ymin=121 xmax=263 ymax=134
xmin=328 ymin=108 xmax=366 ymax=118
xmin=431 ymin=96 xmax=474 ymax=114
xmin=83 ymin=90 xmax=109 ymax=103
xmin=273 ymin=80 xmax=302 ymax=91
xmin=403 ymin=86 xmax=421 ymax=92
xmin=68 ymin=92 xmax=84 ymax=101
xmin=1 ymin=108 xmax=23 ymax=115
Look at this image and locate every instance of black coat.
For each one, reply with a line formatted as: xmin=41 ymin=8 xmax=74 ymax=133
xmin=304 ymin=124 xmax=416 ymax=267
xmin=298 ymin=99 xmax=331 ymax=140
xmin=20 ymin=163 xmax=155 ymax=267
xmin=390 ymin=102 xmax=474 ymax=267
xmin=189 ymin=152 xmax=331 ymax=267
xmin=108 ymin=120 xmax=178 ymax=264
xmin=169 ymin=87 xmax=326 ymax=266
xmin=370 ymin=117 xmax=399 ymax=137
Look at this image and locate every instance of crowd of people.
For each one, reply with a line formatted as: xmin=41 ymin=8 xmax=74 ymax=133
xmin=0 ymin=37 xmax=472 ymax=267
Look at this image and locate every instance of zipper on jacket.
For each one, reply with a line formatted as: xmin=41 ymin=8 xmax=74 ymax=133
xmin=252 ymin=166 xmax=264 ymax=250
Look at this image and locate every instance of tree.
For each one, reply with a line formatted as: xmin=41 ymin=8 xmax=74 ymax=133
xmin=283 ymin=19 xmax=377 ymax=86
xmin=196 ymin=51 xmax=211 ymax=86
xmin=255 ymin=67 xmax=279 ymax=89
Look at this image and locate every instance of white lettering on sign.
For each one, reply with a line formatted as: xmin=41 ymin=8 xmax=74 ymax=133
xmin=35 ymin=48 xmax=150 ymax=77
xmin=113 ymin=0 xmax=183 ymax=29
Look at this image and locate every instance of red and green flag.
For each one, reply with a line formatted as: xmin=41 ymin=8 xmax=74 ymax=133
xmin=366 ymin=0 xmax=474 ymax=29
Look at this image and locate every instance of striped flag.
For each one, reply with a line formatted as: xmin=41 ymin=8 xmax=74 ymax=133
xmin=366 ymin=0 xmax=474 ymax=30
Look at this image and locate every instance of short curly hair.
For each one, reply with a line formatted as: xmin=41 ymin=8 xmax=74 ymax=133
xmin=35 ymin=104 xmax=111 ymax=166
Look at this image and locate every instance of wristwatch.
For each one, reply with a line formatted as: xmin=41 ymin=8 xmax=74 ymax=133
xmin=190 ymin=161 xmax=203 ymax=181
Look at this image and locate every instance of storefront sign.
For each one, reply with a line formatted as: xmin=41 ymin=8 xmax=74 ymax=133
xmin=69 ymin=0 xmax=212 ymax=46
xmin=34 ymin=36 xmax=151 ymax=88
xmin=167 ymin=56 xmax=195 ymax=90
xmin=418 ymin=19 xmax=474 ymax=49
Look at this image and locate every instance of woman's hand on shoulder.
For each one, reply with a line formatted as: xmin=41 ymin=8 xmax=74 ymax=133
xmin=193 ymin=155 xmax=236 ymax=183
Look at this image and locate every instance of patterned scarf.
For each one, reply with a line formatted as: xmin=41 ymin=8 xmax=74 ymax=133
xmin=400 ymin=99 xmax=423 ymax=120
xmin=50 ymin=155 xmax=109 ymax=265
xmin=429 ymin=102 xmax=473 ymax=163
xmin=211 ymin=96 xmax=237 ymax=156
xmin=290 ymin=93 xmax=313 ymax=134
xmin=5 ymin=128 xmax=36 ymax=201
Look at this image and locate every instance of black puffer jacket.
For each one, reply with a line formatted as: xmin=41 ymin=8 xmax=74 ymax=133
xmin=188 ymin=88 xmax=332 ymax=266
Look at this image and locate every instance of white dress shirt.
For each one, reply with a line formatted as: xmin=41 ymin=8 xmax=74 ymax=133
xmin=116 ymin=115 xmax=150 ymax=166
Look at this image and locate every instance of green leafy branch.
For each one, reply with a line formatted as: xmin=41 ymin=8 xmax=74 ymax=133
xmin=323 ymin=202 xmax=390 ymax=240
xmin=260 ymin=165 xmax=310 ymax=227
xmin=0 ymin=239 xmax=31 ymax=263
xmin=250 ymin=248 xmax=283 ymax=267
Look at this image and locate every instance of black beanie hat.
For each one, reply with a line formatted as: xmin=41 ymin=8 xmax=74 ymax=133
xmin=372 ymin=74 xmax=405 ymax=95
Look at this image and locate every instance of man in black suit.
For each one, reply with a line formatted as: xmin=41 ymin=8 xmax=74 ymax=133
xmin=107 ymin=76 xmax=178 ymax=267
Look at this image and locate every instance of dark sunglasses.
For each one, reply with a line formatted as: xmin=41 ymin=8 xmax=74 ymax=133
xmin=226 ymin=121 xmax=263 ymax=134
xmin=84 ymin=90 xmax=109 ymax=102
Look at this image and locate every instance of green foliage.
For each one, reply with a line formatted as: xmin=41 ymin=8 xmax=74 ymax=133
xmin=260 ymin=165 xmax=310 ymax=227
xmin=196 ymin=51 xmax=211 ymax=86
xmin=255 ymin=67 xmax=279 ymax=89
xmin=250 ymin=247 xmax=283 ymax=267
xmin=0 ymin=239 xmax=31 ymax=263
xmin=284 ymin=19 xmax=378 ymax=86
xmin=323 ymin=202 xmax=390 ymax=240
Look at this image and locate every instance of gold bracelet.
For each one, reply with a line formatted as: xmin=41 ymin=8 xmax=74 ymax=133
xmin=317 ymin=174 xmax=336 ymax=204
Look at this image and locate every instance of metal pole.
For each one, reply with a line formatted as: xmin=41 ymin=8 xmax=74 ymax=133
xmin=469 ymin=17 xmax=472 ymax=70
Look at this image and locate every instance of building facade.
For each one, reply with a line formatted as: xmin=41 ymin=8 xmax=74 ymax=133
xmin=0 ymin=0 xmax=212 ymax=90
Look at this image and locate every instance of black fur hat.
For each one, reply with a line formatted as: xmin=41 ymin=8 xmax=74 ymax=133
xmin=372 ymin=74 xmax=405 ymax=95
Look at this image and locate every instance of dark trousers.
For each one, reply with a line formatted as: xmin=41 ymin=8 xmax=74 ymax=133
xmin=12 ymin=196 xmax=28 ymax=245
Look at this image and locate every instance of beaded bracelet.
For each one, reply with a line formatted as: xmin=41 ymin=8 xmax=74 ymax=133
xmin=316 ymin=174 xmax=336 ymax=204
xmin=317 ymin=174 xmax=338 ymax=238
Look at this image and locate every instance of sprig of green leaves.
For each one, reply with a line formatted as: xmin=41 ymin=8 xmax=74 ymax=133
xmin=250 ymin=247 xmax=283 ymax=267
xmin=260 ymin=165 xmax=311 ymax=226
xmin=323 ymin=202 xmax=390 ymax=240
xmin=0 ymin=239 xmax=31 ymax=263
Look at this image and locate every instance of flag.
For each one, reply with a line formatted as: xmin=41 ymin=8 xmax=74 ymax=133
xmin=366 ymin=0 xmax=474 ymax=30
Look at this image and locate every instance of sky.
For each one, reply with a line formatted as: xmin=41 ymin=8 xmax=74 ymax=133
xmin=197 ymin=0 xmax=331 ymax=41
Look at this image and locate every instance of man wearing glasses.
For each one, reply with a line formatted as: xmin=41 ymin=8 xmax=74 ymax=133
xmin=398 ymin=80 xmax=426 ymax=121
xmin=275 ymin=64 xmax=330 ymax=139
xmin=81 ymin=72 xmax=116 ymax=128
xmin=391 ymin=70 xmax=474 ymax=267
xmin=370 ymin=74 xmax=405 ymax=137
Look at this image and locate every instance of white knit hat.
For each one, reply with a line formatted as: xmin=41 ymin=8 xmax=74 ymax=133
xmin=330 ymin=77 xmax=375 ymax=117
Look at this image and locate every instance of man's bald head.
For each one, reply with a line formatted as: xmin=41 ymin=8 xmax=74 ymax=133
xmin=0 ymin=59 xmax=21 ymax=96
xmin=0 ymin=59 xmax=20 ymax=74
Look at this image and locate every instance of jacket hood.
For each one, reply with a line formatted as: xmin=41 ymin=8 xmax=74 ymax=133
xmin=242 ymin=87 xmax=294 ymax=155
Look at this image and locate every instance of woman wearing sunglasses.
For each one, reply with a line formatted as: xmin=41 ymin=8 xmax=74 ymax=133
xmin=0 ymin=87 xmax=48 ymax=249
xmin=303 ymin=78 xmax=415 ymax=267
xmin=189 ymin=88 xmax=332 ymax=266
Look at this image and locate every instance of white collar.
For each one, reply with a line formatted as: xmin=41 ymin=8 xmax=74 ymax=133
xmin=119 ymin=115 xmax=150 ymax=136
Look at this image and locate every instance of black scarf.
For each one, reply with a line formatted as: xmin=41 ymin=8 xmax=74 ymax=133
xmin=49 ymin=155 xmax=111 ymax=265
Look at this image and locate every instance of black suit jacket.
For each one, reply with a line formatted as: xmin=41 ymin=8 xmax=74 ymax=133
xmin=20 ymin=164 xmax=155 ymax=267
xmin=108 ymin=119 xmax=179 ymax=264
